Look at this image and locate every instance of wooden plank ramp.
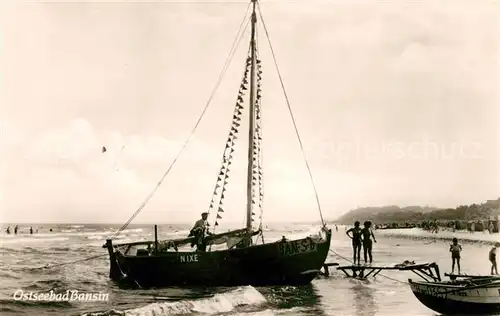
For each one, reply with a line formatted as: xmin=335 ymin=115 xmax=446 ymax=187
xmin=321 ymin=263 xmax=339 ymax=277
xmin=334 ymin=262 xmax=441 ymax=282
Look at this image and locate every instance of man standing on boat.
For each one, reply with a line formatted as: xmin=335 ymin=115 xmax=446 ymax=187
xmin=189 ymin=212 xmax=211 ymax=252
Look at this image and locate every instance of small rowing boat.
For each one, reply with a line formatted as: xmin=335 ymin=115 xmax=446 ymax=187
xmin=409 ymin=275 xmax=500 ymax=315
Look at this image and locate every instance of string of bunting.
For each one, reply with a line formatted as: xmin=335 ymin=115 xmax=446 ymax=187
xmin=251 ymin=58 xmax=264 ymax=230
xmin=207 ymin=55 xmax=253 ymax=229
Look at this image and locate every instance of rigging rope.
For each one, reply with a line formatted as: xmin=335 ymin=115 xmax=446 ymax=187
xmin=256 ymin=2 xmax=325 ymax=227
xmin=31 ymin=254 xmax=108 ymax=270
xmin=328 ymin=249 xmax=408 ymax=284
xmin=111 ymin=3 xmax=253 ymax=239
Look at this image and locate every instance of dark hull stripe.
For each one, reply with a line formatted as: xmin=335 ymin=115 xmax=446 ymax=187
xmin=412 ymin=292 xmax=500 ymax=315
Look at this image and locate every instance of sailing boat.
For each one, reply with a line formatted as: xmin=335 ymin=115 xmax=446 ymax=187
xmin=104 ymin=0 xmax=332 ymax=288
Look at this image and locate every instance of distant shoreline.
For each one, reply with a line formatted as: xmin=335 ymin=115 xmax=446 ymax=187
xmin=376 ymin=227 xmax=500 ymax=245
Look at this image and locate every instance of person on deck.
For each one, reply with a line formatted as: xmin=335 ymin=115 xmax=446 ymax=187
xmin=489 ymin=242 xmax=500 ymax=275
xmin=361 ymin=221 xmax=377 ymax=265
xmin=346 ymin=221 xmax=363 ymax=265
xmin=14 ymin=225 xmax=18 ymax=234
xmin=189 ymin=212 xmax=211 ymax=252
xmin=449 ymin=238 xmax=462 ymax=274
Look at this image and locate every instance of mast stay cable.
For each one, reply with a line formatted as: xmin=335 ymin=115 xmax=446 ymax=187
xmin=112 ymin=2 xmax=253 ymax=238
xmin=256 ymin=2 xmax=325 ymax=227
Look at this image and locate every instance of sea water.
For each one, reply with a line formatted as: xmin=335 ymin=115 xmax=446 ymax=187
xmin=0 ymin=223 xmax=497 ymax=316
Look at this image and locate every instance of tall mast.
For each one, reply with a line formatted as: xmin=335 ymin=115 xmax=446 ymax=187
xmin=245 ymin=0 xmax=257 ymax=234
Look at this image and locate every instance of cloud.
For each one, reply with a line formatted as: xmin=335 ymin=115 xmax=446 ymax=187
xmin=1 ymin=0 xmax=498 ymax=224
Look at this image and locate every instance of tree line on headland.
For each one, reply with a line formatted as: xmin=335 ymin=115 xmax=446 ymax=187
xmin=334 ymin=198 xmax=500 ymax=230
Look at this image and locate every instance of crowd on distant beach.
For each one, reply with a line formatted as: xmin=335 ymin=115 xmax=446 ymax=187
xmin=371 ymin=219 xmax=498 ymax=234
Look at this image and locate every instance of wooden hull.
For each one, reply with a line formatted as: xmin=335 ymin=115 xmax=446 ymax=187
xmin=108 ymin=229 xmax=331 ymax=287
xmin=409 ymin=279 xmax=500 ymax=315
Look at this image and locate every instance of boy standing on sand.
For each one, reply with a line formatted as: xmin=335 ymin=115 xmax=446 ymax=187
xmin=489 ymin=242 xmax=500 ymax=275
xmin=450 ymin=238 xmax=462 ymax=274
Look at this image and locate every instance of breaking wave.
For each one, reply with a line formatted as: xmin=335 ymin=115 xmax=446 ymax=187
xmin=82 ymin=286 xmax=267 ymax=316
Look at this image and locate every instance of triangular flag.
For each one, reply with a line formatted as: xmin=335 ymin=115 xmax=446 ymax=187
xmin=215 ymin=221 xmax=219 ymax=226
xmin=218 ymin=207 xmax=224 ymax=213
xmin=217 ymin=214 xmax=222 ymax=219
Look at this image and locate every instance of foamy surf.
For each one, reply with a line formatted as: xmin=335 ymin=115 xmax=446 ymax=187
xmin=82 ymin=286 xmax=266 ymax=316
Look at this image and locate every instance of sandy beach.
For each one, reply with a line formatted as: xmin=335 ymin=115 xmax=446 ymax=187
xmin=375 ymin=227 xmax=500 ymax=244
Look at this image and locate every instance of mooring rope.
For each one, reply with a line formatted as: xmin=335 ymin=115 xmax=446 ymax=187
xmin=256 ymin=2 xmax=325 ymax=227
xmin=111 ymin=3 xmax=253 ymax=239
xmin=328 ymin=249 xmax=408 ymax=284
xmin=31 ymin=254 xmax=108 ymax=270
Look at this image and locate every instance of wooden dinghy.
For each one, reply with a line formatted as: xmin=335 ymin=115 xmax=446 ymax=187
xmin=409 ymin=276 xmax=500 ymax=315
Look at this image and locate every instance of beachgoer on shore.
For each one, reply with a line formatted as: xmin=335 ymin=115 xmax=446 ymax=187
xmin=361 ymin=221 xmax=377 ymax=265
xmin=449 ymin=237 xmax=462 ymax=274
xmin=489 ymin=242 xmax=500 ymax=275
xmin=346 ymin=221 xmax=362 ymax=265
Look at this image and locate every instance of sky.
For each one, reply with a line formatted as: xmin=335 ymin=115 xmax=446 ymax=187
xmin=0 ymin=0 xmax=498 ymax=226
